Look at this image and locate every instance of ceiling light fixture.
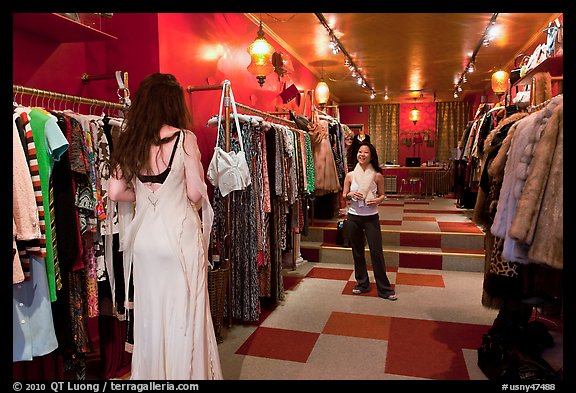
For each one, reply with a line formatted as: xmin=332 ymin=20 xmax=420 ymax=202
xmin=247 ymin=17 xmax=275 ymax=87
xmin=491 ymin=68 xmax=509 ymax=101
xmin=454 ymin=13 xmax=498 ymax=99
xmin=314 ymin=80 xmax=330 ymax=107
xmin=315 ymin=13 xmax=375 ymax=100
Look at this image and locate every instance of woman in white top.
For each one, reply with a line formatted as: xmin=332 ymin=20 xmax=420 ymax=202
xmin=342 ymin=142 xmax=397 ymax=300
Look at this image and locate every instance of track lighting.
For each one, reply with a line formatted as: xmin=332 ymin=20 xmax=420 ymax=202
xmin=315 ymin=13 xmax=374 ymax=100
xmin=454 ymin=13 xmax=498 ymax=99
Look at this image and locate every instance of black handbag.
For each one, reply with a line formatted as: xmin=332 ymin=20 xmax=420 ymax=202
xmin=510 ymin=53 xmax=529 ymax=86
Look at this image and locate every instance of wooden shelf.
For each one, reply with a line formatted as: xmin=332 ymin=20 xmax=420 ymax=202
xmin=513 ymin=54 xmax=563 ymax=87
xmin=13 ymin=13 xmax=117 ymax=42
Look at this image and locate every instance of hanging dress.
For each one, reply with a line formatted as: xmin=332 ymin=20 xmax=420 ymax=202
xmin=121 ymin=130 xmax=222 ymax=380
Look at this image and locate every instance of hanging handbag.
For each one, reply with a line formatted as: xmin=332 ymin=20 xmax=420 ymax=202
xmin=510 ymin=53 xmax=529 ymax=86
xmin=206 ymin=80 xmax=251 ymax=197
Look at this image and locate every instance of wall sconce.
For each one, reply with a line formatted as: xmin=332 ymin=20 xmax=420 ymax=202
xmin=491 ymin=69 xmax=509 ymax=100
xmin=247 ymin=20 xmax=274 ymax=87
xmin=314 ymin=80 xmax=330 ymax=107
xmin=409 ymin=105 xmax=420 ymax=125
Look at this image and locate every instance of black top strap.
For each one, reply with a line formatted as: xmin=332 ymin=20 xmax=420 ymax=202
xmin=138 ymin=131 xmax=181 ymax=184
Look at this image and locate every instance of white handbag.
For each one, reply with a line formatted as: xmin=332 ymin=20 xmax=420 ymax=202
xmin=513 ymin=86 xmax=531 ymax=108
xmin=206 ymin=81 xmax=252 ymax=197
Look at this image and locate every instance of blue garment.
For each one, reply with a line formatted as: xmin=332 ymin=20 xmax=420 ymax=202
xmin=13 ymin=255 xmax=58 ymax=362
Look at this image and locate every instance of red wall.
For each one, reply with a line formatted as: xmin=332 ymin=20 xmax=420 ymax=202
xmin=340 ymin=102 xmax=438 ymax=166
xmin=155 ymin=13 xmax=319 ymax=173
xmin=398 ymin=102 xmax=436 ymax=166
xmin=339 ymin=105 xmax=369 ymax=135
xmin=13 ymin=13 xmax=320 ymax=179
xmin=13 ymin=13 xmax=160 ymax=111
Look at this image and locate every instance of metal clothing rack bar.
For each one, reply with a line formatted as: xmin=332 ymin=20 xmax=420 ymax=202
xmin=235 ymin=102 xmax=298 ymax=129
xmin=13 ymin=84 xmax=125 ymax=110
xmin=81 ymin=71 xmax=127 ymax=85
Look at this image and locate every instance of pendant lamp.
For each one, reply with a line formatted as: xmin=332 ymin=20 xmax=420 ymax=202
xmin=247 ymin=20 xmax=275 ymax=87
xmin=314 ymin=81 xmax=330 ymax=106
xmin=409 ymin=105 xmax=420 ymax=125
xmin=491 ymin=69 xmax=509 ymax=99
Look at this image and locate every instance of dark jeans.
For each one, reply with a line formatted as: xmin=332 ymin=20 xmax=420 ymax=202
xmin=347 ymin=213 xmax=394 ymax=298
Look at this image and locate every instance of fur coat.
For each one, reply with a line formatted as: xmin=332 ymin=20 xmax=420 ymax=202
xmin=490 ymin=95 xmax=563 ymax=264
xmin=509 ymin=101 xmax=563 ymax=269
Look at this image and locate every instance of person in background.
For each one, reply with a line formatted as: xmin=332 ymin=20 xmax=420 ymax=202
xmin=342 ymin=142 xmax=397 ymax=301
xmin=349 ymin=127 xmax=371 ymax=168
xmin=108 ymin=73 xmax=223 ymax=379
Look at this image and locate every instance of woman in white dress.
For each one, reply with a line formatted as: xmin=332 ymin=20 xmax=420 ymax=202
xmin=109 ymin=73 xmax=222 ymax=380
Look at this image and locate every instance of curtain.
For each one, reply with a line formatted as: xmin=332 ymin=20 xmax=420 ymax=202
xmin=435 ymin=101 xmax=470 ymax=161
xmin=368 ymin=104 xmax=400 ymax=165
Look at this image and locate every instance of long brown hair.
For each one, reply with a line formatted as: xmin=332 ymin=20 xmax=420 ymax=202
xmin=111 ymin=72 xmax=192 ymax=184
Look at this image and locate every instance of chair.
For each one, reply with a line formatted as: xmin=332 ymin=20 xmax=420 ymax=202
xmin=399 ymin=177 xmax=423 ymax=198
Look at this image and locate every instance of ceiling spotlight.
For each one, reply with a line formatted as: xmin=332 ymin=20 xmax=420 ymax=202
xmin=467 ymin=62 xmax=475 ymax=73
xmin=384 ymin=92 xmax=389 ymax=100
xmin=370 ymin=91 xmax=376 ymax=99
xmin=357 ymin=77 xmax=363 ymax=85
xmin=454 ymin=92 xmax=459 ymax=98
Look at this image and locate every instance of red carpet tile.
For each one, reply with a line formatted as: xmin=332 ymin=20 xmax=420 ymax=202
xmin=283 ymin=275 xmax=304 ymax=291
xmin=404 ymin=209 xmax=464 ymax=214
xmin=404 ymin=201 xmax=430 ymax=205
xmin=235 ymin=327 xmax=320 ymax=363
xmin=402 ymin=216 xmax=436 ymax=222
xmin=395 ymin=272 xmax=445 ymax=287
xmin=322 ymin=311 xmax=392 ymax=340
xmin=399 ymin=253 xmax=443 ymax=270
xmin=342 ymin=281 xmax=396 ymax=297
xmin=442 ymin=247 xmax=485 ymax=255
xmin=386 ymin=317 xmax=490 ymax=379
xmin=305 ymin=267 xmax=353 ymax=280
xmin=379 ymin=219 xmax=403 ymax=226
xmin=400 ymin=233 xmax=441 ymax=248
xmin=438 ymin=222 xmax=483 ymax=233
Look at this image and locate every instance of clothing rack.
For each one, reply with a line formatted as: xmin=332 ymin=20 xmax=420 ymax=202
xmin=234 ymin=101 xmax=305 ymax=271
xmin=13 ymin=84 xmax=125 ymax=110
xmin=235 ymin=102 xmax=299 ymax=131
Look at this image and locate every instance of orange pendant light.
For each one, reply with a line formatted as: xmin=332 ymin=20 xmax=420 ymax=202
xmin=409 ymin=106 xmax=420 ymax=125
xmin=491 ymin=70 xmax=510 ymax=96
xmin=247 ymin=21 xmax=275 ymax=87
xmin=314 ymin=81 xmax=330 ymax=106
